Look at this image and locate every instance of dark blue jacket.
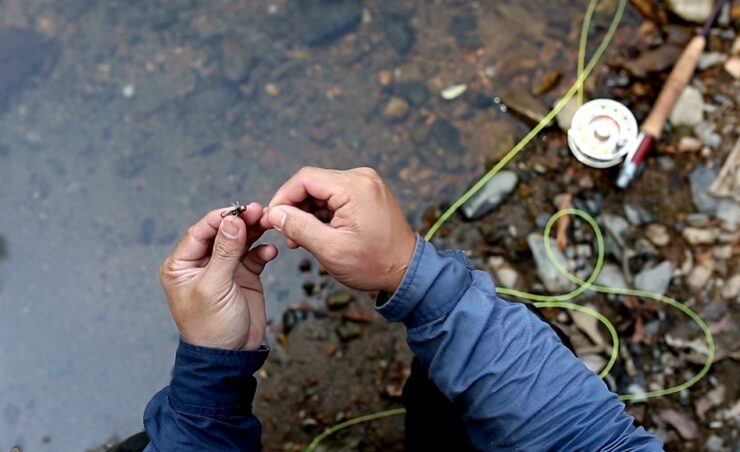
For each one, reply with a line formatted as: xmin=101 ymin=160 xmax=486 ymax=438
xmin=144 ymin=236 xmax=662 ymax=451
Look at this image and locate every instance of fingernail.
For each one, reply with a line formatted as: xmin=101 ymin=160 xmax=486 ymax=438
xmin=268 ymin=207 xmax=287 ymax=232
xmin=221 ymin=217 xmax=239 ymax=238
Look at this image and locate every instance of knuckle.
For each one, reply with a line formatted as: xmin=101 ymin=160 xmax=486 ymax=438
xmin=213 ymin=241 xmax=238 ymax=259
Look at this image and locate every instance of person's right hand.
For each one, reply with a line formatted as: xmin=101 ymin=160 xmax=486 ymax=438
xmin=260 ymin=167 xmax=416 ymax=293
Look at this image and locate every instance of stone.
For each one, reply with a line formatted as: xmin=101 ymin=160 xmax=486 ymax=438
xmin=623 ymin=203 xmax=655 ymax=225
xmin=682 ymin=227 xmax=717 ymax=245
xmin=383 ymin=97 xmax=410 ymax=121
xmin=595 ymin=264 xmax=628 ymax=290
xmin=448 ymin=12 xmax=481 ymax=49
xmin=222 ymin=39 xmax=257 ymax=83
xmin=677 ymin=136 xmax=702 ymax=152
xmin=0 ymin=27 xmax=60 ymax=114
xmin=501 ymin=87 xmax=549 ymax=124
xmin=724 ymin=56 xmax=740 ymax=79
xmin=721 ymin=273 xmax=740 ymax=299
xmin=687 ymin=264 xmax=713 ymax=290
xmin=698 ymin=52 xmax=727 ymax=70
xmin=666 ymin=0 xmax=713 ymax=23
xmin=441 ymin=84 xmax=467 ymax=100
xmin=556 ymin=97 xmax=578 ymax=132
xmin=634 ymin=261 xmax=673 ymax=296
xmin=326 ymin=291 xmax=354 ymax=310
xmin=335 ymin=321 xmax=362 ymax=342
xmin=487 ymin=257 xmax=519 ymax=288
xmin=716 ymin=199 xmax=740 ymax=227
xmin=397 ymin=80 xmax=429 ymax=106
xmin=645 ymin=224 xmax=670 ymax=247
xmin=694 ymin=122 xmax=722 ymax=149
xmin=430 ymin=119 xmax=461 ymax=150
xmin=669 ymin=86 xmax=704 ymax=128
xmin=602 ymin=214 xmax=630 ymax=246
xmin=685 ymin=213 xmax=710 ymax=228
xmin=383 ymin=18 xmax=415 ymax=54
xmin=527 ymin=234 xmax=576 ymax=293
xmin=689 ymin=166 xmax=720 ymax=215
xmin=461 ymin=171 xmax=518 ymax=220
xmin=580 ymin=354 xmax=607 ymax=373
xmin=704 ymin=435 xmax=724 ymax=452
xmin=299 ymin=0 xmax=362 ymax=45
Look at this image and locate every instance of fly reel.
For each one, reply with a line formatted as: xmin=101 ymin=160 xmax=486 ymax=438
xmin=567 ymin=99 xmax=638 ymax=168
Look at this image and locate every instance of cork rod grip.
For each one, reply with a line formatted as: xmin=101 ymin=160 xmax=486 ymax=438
xmin=641 ymin=36 xmax=706 ymax=138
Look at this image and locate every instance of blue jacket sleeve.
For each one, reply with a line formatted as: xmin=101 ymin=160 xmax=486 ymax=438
xmin=377 ymin=236 xmax=663 ymax=451
xmin=143 ymin=339 xmax=268 ymax=451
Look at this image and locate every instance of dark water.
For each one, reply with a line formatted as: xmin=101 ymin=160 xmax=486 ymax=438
xmin=0 ymin=0 xmax=638 ymax=449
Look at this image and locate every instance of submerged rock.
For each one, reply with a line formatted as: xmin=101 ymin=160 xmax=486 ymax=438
xmin=461 ymin=171 xmax=518 ymax=220
xmin=383 ymin=18 xmax=415 ymax=54
xmin=383 ymin=97 xmax=410 ymax=121
xmin=298 ymin=0 xmax=362 ymax=45
xmin=634 ymin=261 xmax=673 ymax=296
xmin=527 ymin=234 xmax=576 ymax=293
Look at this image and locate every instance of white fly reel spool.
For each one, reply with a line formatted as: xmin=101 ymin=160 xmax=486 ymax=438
xmin=567 ymin=99 xmax=638 ymax=168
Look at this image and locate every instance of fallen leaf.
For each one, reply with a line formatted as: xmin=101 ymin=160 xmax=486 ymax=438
xmin=659 ymin=408 xmax=700 ymax=440
xmin=556 ymin=193 xmax=573 ymax=251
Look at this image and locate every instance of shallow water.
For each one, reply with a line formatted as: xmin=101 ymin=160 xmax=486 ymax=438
xmin=0 ymin=0 xmax=639 ymax=449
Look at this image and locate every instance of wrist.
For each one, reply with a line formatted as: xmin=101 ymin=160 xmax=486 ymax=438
xmin=382 ymin=232 xmax=418 ymax=293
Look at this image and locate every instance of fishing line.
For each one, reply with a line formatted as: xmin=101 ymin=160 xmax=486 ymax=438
xmin=305 ymin=0 xmax=715 ymax=448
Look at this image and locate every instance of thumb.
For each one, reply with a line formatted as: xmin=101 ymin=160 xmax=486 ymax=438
xmin=204 ymin=216 xmax=247 ymax=286
xmin=267 ymin=205 xmax=334 ymax=255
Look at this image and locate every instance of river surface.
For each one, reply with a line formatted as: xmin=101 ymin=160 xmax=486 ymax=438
xmin=0 ymin=0 xmax=641 ymax=449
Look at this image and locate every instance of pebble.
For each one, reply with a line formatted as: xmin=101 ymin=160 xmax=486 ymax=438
xmin=461 ymin=171 xmax=518 ymax=220
xmin=441 ymin=84 xmax=467 ymax=100
xmin=645 ymin=224 xmax=670 ymax=247
xmin=501 ymin=87 xmax=549 ymax=124
xmin=383 ymin=18 xmax=415 ymax=54
xmin=623 ymin=203 xmax=655 ymax=225
xmin=335 ymin=321 xmax=362 ymax=342
xmin=704 ymin=435 xmax=724 ymax=452
xmin=397 ymin=80 xmax=429 ymax=106
xmin=716 ymin=199 xmax=740 ymax=227
xmin=299 ymin=0 xmax=362 ymax=45
xmin=527 ymin=234 xmax=576 ymax=293
xmin=556 ymin=97 xmax=579 ymax=131
xmin=694 ymin=121 xmax=722 ymax=149
xmin=725 ymin=57 xmax=740 ymax=79
xmin=383 ymin=97 xmax=410 ymax=121
xmin=665 ymin=0 xmax=713 ymax=23
xmin=698 ymin=52 xmax=727 ymax=70
xmin=487 ymin=257 xmax=520 ymax=288
xmin=682 ymin=227 xmax=717 ymax=245
xmin=689 ymin=166 xmax=720 ymax=215
xmin=669 ymin=86 xmax=704 ymax=128
xmin=602 ymin=213 xmax=630 ymax=245
xmin=657 ymin=156 xmax=676 ymax=171
xmin=722 ymin=273 xmax=740 ymax=299
xmin=685 ymin=213 xmax=710 ymax=228
xmin=326 ymin=291 xmax=354 ymax=310
xmin=595 ymin=263 xmax=628 ymax=290
xmin=687 ymin=264 xmax=713 ymax=290
xmin=634 ymin=261 xmax=673 ymax=296
xmin=677 ymin=136 xmax=702 ymax=153
xmin=713 ymin=245 xmax=733 ymax=260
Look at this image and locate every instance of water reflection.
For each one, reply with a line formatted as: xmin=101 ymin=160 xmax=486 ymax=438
xmin=0 ymin=0 xmax=637 ymax=449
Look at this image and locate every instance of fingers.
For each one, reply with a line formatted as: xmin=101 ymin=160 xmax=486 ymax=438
xmin=240 ymin=202 xmax=268 ymax=248
xmin=267 ymin=166 xmax=350 ymax=212
xmin=203 ymin=215 xmax=248 ymax=285
xmin=241 ymin=244 xmax=278 ymax=275
xmin=265 ymin=205 xmax=335 ymax=255
xmin=170 ymin=208 xmax=228 ymax=263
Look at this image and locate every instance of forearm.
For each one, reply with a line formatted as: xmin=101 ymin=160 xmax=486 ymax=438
xmin=143 ymin=339 xmax=267 ymax=451
xmin=377 ymin=236 xmax=662 ymax=451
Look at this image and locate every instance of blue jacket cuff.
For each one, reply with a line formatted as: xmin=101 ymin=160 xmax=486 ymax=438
xmin=376 ymin=235 xmax=473 ymax=328
xmin=169 ymin=338 xmax=269 ymax=417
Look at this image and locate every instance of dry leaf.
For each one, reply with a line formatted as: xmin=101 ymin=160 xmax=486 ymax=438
xmin=696 ymin=385 xmax=725 ymax=420
xmin=659 ymin=408 xmax=700 ymax=440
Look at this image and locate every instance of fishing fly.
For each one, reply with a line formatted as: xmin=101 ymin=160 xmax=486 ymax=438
xmin=221 ymin=202 xmax=247 ymax=218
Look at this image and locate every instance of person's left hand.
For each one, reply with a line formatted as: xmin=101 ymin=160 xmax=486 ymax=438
xmin=159 ymin=204 xmax=278 ymax=351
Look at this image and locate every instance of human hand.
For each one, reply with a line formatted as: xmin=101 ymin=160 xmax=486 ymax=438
xmin=260 ymin=167 xmax=416 ymax=293
xmin=160 ymin=204 xmax=278 ymax=350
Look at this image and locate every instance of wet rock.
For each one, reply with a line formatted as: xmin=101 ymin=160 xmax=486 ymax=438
xmin=677 ymin=136 xmax=702 ymax=153
xmin=556 ymin=97 xmax=579 ymax=131
xmin=694 ymin=121 xmax=722 ymax=149
xmin=645 ymin=224 xmax=670 ymax=247
xmin=221 ymin=39 xmax=257 ymax=83
xmin=532 ymin=70 xmax=561 ymax=96
xmin=634 ymin=261 xmax=673 ymax=296
xmin=298 ymin=0 xmax=362 ymax=45
xmin=184 ymin=80 xmax=241 ymax=114
xmin=689 ymin=166 xmax=720 ymax=215
xmin=687 ymin=264 xmax=713 ymax=289
xmin=501 ymin=88 xmax=549 ymax=124
xmin=527 ymin=234 xmax=576 ymax=293
xmin=326 ymin=291 xmax=354 ymax=310
xmin=430 ymin=118 xmax=461 ymax=150
xmin=669 ymin=86 xmax=704 ymax=128
xmin=0 ymin=27 xmax=60 ymax=114
xmin=462 ymin=90 xmax=495 ymax=109
xmin=665 ymin=0 xmax=713 ymax=23
xmin=682 ymin=227 xmax=716 ymax=245
xmin=721 ymin=273 xmax=740 ymax=299
xmin=461 ymin=171 xmax=518 ymax=220
xmin=383 ymin=18 xmax=415 ymax=54
xmin=448 ymin=12 xmax=481 ymax=50
xmin=396 ymin=80 xmax=429 ymax=106
xmin=335 ymin=321 xmax=362 ymax=342
xmin=383 ymin=97 xmax=410 ymax=121
xmin=595 ymin=263 xmax=628 ymax=290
